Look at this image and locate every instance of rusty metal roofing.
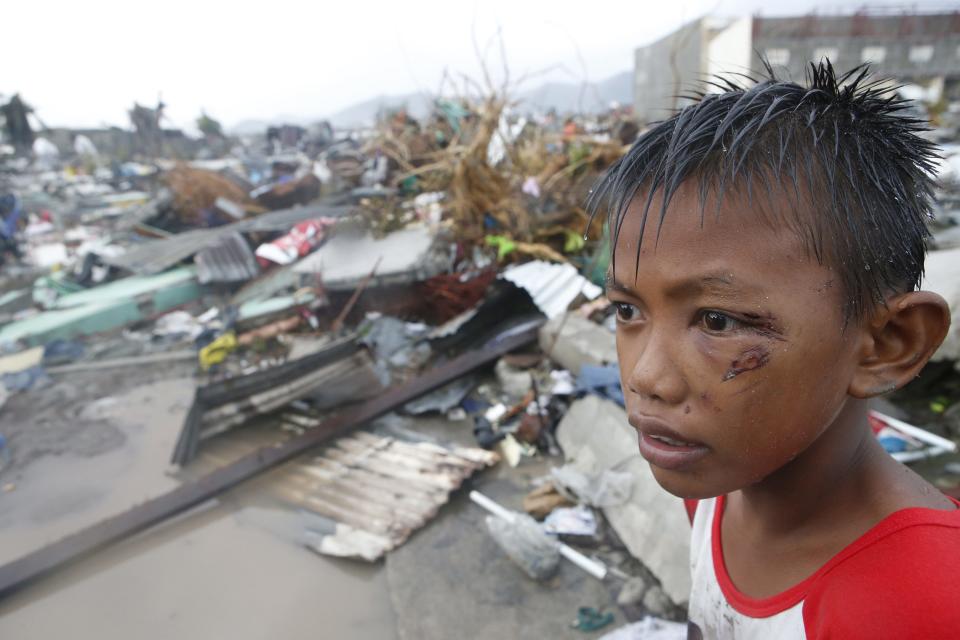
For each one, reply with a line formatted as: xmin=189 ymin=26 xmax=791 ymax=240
xmin=298 ymin=432 xmax=498 ymax=560
xmin=184 ymin=421 xmax=498 ymax=561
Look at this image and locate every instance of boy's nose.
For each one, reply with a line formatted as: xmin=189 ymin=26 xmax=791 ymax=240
xmin=622 ymin=330 xmax=686 ymax=405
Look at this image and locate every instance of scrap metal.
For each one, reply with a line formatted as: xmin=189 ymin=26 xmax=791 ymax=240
xmin=194 ymin=231 xmax=260 ymax=284
xmin=172 ymin=336 xmax=367 ymax=465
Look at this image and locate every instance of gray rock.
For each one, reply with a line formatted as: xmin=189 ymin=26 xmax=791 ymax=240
xmin=642 ymin=585 xmax=674 ymax=617
xmin=616 ymin=576 xmax=649 ymax=607
xmin=538 ymin=313 xmax=617 ymax=376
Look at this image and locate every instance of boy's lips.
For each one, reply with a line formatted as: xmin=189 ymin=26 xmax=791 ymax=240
xmin=629 ymin=414 xmax=710 ymax=470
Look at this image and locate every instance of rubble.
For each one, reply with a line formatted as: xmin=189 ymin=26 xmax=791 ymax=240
xmin=539 ymin=311 xmax=618 ymax=375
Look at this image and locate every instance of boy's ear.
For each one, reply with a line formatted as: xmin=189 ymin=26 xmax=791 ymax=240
xmin=849 ymin=291 xmax=951 ymax=398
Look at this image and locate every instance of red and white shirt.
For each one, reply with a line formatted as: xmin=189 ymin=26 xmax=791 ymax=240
xmin=685 ymin=495 xmax=960 ymax=639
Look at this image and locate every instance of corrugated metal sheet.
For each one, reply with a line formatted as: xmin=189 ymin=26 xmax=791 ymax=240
xmin=500 ymin=261 xmax=603 ymax=319
xmin=298 ymin=432 xmax=498 ymax=560
xmin=195 ymin=231 xmax=260 ymax=284
xmin=184 ymin=423 xmax=498 ymax=561
xmin=105 ymin=202 xmax=351 ymax=275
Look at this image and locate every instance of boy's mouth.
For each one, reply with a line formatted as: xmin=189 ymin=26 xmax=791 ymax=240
xmin=648 ymin=433 xmax=692 ymax=447
xmin=629 ymin=414 xmax=710 ymax=471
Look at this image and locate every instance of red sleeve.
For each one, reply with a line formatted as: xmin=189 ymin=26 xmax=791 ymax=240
xmin=803 ymin=520 xmax=960 ymax=639
xmin=683 ymin=499 xmax=698 ymax=525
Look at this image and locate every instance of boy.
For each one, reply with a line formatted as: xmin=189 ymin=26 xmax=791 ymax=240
xmin=591 ymin=62 xmax=959 ymax=638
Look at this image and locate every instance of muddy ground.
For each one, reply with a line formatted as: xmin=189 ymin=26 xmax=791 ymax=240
xmin=0 ymin=354 xmax=629 ymax=639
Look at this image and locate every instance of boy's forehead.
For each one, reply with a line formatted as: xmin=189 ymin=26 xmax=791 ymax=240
xmin=607 ymin=182 xmax=835 ymax=303
xmin=612 ymin=183 xmax=806 ymax=266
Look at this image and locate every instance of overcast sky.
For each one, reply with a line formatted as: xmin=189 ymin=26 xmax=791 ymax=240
xmin=4 ymin=0 xmax=946 ymax=131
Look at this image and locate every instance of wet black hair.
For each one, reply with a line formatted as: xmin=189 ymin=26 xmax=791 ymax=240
xmin=588 ymin=60 xmax=940 ymax=320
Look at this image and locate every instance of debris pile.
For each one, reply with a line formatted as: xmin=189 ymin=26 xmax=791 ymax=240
xmin=1 ymin=82 xmax=959 ymax=634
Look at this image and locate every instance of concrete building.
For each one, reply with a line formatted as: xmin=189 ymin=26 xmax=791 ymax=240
xmin=634 ymin=16 xmax=753 ymax=124
xmin=634 ymin=10 xmax=960 ymax=124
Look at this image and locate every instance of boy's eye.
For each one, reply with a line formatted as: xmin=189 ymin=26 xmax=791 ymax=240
xmin=700 ymin=310 xmax=741 ymax=332
xmin=614 ymin=302 xmax=642 ymax=322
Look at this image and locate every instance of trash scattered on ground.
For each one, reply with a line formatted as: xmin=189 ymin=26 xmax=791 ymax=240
xmin=552 ymin=464 xmax=634 ymax=508
xmin=471 ymin=490 xmax=607 ymax=581
xmin=544 ymin=505 xmax=598 ymax=537
xmin=576 ymin=364 xmax=625 ymax=406
xmin=486 ymin=510 xmax=561 ymax=581
xmin=524 ymin=481 xmax=576 ymax=519
xmin=571 ymin=607 xmax=615 ymax=632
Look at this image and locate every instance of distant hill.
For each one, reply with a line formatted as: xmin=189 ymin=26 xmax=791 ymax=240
xmin=518 ymin=70 xmax=633 ymax=113
xmin=326 ymin=70 xmax=633 ymax=129
xmin=229 ymin=70 xmax=634 ymax=134
xmin=230 ymin=119 xmax=273 ymax=136
xmin=327 ymin=92 xmax=435 ymax=129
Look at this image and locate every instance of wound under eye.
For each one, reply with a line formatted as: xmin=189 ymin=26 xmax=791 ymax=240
xmin=722 ymin=345 xmax=771 ymax=381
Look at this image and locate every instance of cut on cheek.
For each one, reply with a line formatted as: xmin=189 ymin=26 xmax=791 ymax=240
xmin=721 ymin=345 xmax=771 ymax=382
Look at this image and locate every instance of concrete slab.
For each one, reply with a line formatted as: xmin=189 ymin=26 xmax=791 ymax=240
xmin=556 ymin=396 xmax=691 ymax=606
xmin=293 ymin=224 xmax=450 ymax=291
xmin=539 ymin=313 xmax=618 ymax=375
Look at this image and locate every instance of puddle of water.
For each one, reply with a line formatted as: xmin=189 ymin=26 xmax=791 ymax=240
xmin=0 ymin=377 xmax=397 ymax=639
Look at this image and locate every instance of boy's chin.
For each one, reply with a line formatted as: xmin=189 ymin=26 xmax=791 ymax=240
xmin=649 ymin=465 xmax=726 ymax=501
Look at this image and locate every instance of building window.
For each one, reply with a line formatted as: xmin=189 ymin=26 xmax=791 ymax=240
xmin=861 ymin=46 xmax=887 ymax=63
xmin=909 ymin=45 xmax=934 ymax=63
xmin=813 ymin=47 xmax=838 ymax=63
xmin=765 ymin=48 xmax=790 ymax=66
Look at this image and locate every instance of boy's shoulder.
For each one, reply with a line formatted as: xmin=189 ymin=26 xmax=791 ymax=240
xmin=803 ymin=502 xmax=960 ymax=637
xmin=689 ymin=496 xmax=960 ymax=638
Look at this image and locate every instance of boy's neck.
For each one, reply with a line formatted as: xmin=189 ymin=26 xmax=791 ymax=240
xmin=732 ymin=398 xmax=883 ymax=536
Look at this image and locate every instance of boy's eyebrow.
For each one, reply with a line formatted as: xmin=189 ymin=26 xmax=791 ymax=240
xmin=605 ymin=272 xmax=634 ymax=295
xmin=605 ymin=271 xmax=764 ymax=298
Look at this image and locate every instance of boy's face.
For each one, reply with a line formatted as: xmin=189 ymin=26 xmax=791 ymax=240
xmin=608 ymin=181 xmax=862 ymax=499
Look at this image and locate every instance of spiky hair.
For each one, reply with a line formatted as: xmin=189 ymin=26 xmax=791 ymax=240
xmin=589 ymin=61 xmax=940 ymax=320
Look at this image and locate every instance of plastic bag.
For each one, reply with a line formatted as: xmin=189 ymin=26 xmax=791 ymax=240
xmin=485 ymin=513 xmax=559 ymax=581
xmin=551 ymin=465 xmax=633 ymax=508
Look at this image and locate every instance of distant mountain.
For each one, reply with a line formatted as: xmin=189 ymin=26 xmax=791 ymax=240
xmin=518 ymin=70 xmax=633 ymax=113
xmin=327 ymin=92 xmax=435 ymax=129
xmin=230 ymin=119 xmax=273 ymax=136
xmin=323 ymin=70 xmax=633 ymax=129
xmin=228 ymin=70 xmax=633 ymax=133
